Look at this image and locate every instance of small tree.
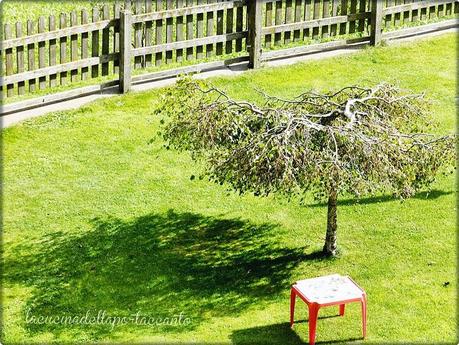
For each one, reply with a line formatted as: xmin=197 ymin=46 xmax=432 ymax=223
xmin=158 ymin=80 xmax=455 ymax=256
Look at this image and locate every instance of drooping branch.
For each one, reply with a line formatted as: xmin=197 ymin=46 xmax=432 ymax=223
xmin=160 ymin=80 xmax=456 ymax=200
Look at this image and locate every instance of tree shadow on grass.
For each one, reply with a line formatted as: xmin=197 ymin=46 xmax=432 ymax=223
xmin=5 ymin=210 xmax=329 ymax=341
xmin=231 ymin=322 xmax=363 ymax=345
xmin=231 ymin=322 xmax=304 ymax=344
xmin=307 ymin=189 xmax=452 ymax=208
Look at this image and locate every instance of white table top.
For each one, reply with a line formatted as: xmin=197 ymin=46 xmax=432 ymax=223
xmin=294 ymin=274 xmax=364 ymax=304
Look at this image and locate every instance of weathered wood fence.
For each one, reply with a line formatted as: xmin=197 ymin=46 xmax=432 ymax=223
xmin=1 ymin=0 xmax=457 ymax=111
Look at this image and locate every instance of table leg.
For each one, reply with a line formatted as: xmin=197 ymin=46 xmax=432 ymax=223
xmin=290 ymin=288 xmax=296 ymax=328
xmin=339 ymin=304 xmax=345 ymax=316
xmin=361 ymin=295 xmax=367 ymax=339
xmin=308 ymin=303 xmax=319 ymax=345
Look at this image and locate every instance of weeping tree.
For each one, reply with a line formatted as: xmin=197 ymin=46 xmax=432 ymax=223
xmin=158 ymin=79 xmax=455 ymax=256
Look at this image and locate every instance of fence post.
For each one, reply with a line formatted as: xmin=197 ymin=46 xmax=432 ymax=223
xmin=370 ymin=0 xmax=383 ymax=46
xmin=119 ymin=9 xmax=132 ymax=93
xmin=247 ymin=0 xmax=262 ymax=69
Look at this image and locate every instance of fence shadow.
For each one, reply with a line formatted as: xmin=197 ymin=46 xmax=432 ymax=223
xmin=5 ymin=209 xmax=323 ymax=340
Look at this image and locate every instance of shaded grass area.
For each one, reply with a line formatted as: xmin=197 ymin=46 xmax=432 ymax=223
xmin=7 ymin=211 xmax=309 ymax=334
xmin=2 ymin=33 xmax=456 ymax=344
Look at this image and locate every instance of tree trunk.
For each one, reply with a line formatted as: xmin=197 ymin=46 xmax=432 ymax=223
xmin=323 ymin=188 xmax=338 ymax=256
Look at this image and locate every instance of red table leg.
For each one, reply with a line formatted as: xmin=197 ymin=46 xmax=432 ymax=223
xmin=361 ymin=294 xmax=367 ymax=339
xmin=290 ymin=288 xmax=296 ymax=328
xmin=308 ymin=303 xmax=319 ymax=345
xmin=339 ymin=304 xmax=345 ymax=316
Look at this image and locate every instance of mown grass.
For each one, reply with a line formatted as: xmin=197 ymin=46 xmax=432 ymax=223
xmin=2 ymin=0 xmax=117 ymax=25
xmin=2 ymin=33 xmax=456 ymax=344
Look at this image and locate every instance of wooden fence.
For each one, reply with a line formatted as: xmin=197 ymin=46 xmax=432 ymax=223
xmin=1 ymin=0 xmax=458 ymax=111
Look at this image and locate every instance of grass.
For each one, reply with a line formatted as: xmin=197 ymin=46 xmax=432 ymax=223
xmin=1 ymin=0 xmax=117 ymax=25
xmin=2 ymin=33 xmax=456 ymax=344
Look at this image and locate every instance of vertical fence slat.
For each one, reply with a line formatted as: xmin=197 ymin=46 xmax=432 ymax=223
xmin=5 ymin=24 xmax=14 ymax=97
xmin=248 ymin=0 xmax=262 ymax=69
xmin=428 ymin=3 xmax=436 ymax=20
xmin=27 ymin=20 xmax=37 ymax=91
xmin=265 ymin=2 xmax=273 ymax=48
xmin=322 ymin=0 xmax=330 ymax=38
xmin=400 ymin=1 xmax=405 ymax=23
xmin=304 ymin=0 xmax=311 ymax=39
xmin=402 ymin=0 xmax=410 ymax=24
xmin=394 ymin=0 xmax=401 ymax=25
xmin=370 ymin=0 xmax=382 ymax=45
xmin=114 ymin=2 xmax=121 ymax=73
xmin=134 ymin=0 xmax=143 ymax=69
xmin=385 ymin=0 xmax=393 ymax=29
xmin=49 ymin=16 xmax=57 ymax=87
xmin=59 ymin=15 xmax=67 ymax=85
xmin=235 ymin=1 xmax=243 ymax=51
xmin=81 ymin=11 xmax=89 ymax=81
xmin=412 ymin=0 xmax=419 ymax=22
xmin=120 ymin=9 xmax=132 ymax=93
xmin=445 ymin=2 xmax=452 ymax=16
xmin=92 ymin=8 xmax=100 ymax=78
xmin=206 ymin=0 xmax=215 ymax=58
xmin=16 ymin=22 xmax=25 ymax=95
xmin=294 ymin=0 xmax=303 ymax=42
xmin=176 ymin=0 xmax=185 ymax=61
xmin=349 ymin=0 xmax=357 ymax=34
xmin=196 ymin=0 xmax=204 ymax=58
xmin=38 ymin=16 xmax=47 ymax=89
xmin=330 ymin=0 xmax=338 ymax=36
xmin=216 ymin=6 xmax=224 ymax=56
xmin=274 ymin=1 xmax=283 ymax=46
xmin=186 ymin=0 xmax=194 ymax=60
xmin=156 ymin=0 xmax=163 ymax=66
xmin=226 ymin=3 xmax=234 ymax=53
xmin=27 ymin=21 xmax=36 ymax=93
xmin=102 ymin=4 xmax=110 ymax=74
xmin=358 ymin=0 xmax=366 ymax=33
xmin=438 ymin=2 xmax=444 ymax=17
xmin=312 ymin=0 xmax=320 ymax=39
xmin=420 ymin=3 xmax=426 ymax=21
xmin=339 ymin=0 xmax=348 ymax=35
xmin=166 ymin=0 xmax=174 ymax=64
xmin=70 ymin=11 xmax=79 ymax=83
xmin=284 ymin=0 xmax=293 ymax=44
xmin=144 ymin=0 xmax=153 ymax=67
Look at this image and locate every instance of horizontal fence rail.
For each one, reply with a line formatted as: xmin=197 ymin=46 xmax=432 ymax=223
xmin=1 ymin=0 xmax=458 ymax=109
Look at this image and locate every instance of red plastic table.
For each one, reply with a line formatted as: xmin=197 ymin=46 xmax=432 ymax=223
xmin=290 ymin=274 xmax=367 ymax=345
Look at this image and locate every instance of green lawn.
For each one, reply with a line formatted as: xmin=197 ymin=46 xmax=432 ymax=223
xmin=1 ymin=0 xmax=116 ymax=25
xmin=2 ymin=33 xmax=456 ymax=344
